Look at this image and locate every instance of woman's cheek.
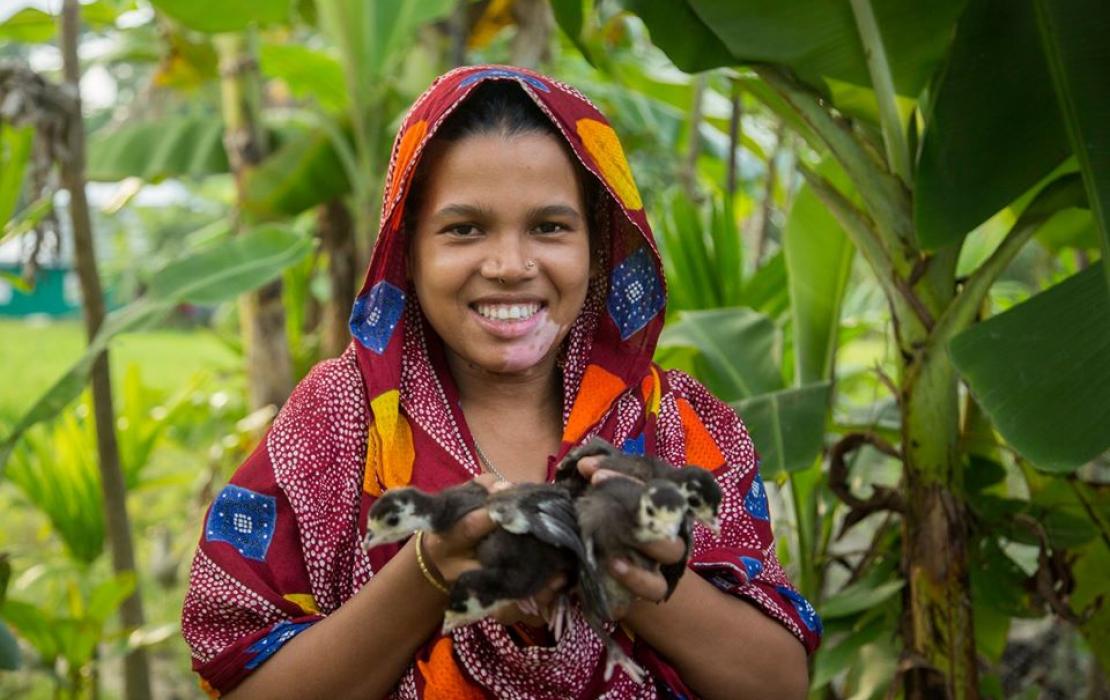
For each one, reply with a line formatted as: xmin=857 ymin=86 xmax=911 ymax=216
xmin=497 ymin=313 xmax=566 ymax=373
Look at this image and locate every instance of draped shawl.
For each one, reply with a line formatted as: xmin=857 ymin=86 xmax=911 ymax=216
xmin=182 ymin=65 xmax=821 ymax=699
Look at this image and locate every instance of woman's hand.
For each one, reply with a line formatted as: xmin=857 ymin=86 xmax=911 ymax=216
xmin=576 ymin=456 xmax=687 ymax=619
xmin=422 ymin=476 xmax=569 ymax=629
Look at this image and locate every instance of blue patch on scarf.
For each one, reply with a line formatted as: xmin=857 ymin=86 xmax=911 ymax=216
xmin=777 ymin=586 xmax=823 ymax=634
xmin=607 ymin=247 xmax=664 ymax=340
xmin=205 ymin=485 xmax=278 ymax=561
xmin=739 ymin=555 xmax=763 ymax=581
xmin=349 ymin=281 xmax=405 ymax=354
xmin=245 ymin=620 xmax=314 ymax=669
xmin=459 ymin=68 xmax=550 ymax=92
xmin=621 ymin=433 xmax=646 ymax=456
xmin=743 ymin=472 xmax=770 ymax=521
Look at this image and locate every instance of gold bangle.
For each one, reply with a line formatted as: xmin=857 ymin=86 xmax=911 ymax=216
xmin=414 ymin=531 xmax=450 ymax=596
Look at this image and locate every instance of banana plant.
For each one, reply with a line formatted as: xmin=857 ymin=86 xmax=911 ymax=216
xmin=564 ymin=0 xmax=1110 ymax=696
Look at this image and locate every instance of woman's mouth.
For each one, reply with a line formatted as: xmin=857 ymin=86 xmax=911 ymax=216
xmin=473 ymin=302 xmax=542 ymax=322
xmin=469 ymin=302 xmax=547 ymax=339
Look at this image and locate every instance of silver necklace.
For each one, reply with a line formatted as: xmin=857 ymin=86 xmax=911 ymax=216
xmin=473 ymin=439 xmax=512 ymax=483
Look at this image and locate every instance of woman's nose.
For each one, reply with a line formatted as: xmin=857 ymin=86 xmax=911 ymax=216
xmin=480 ymin=233 xmax=536 ymax=282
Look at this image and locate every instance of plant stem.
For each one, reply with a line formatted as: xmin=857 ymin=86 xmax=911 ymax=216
xmin=726 ymin=81 xmax=742 ymax=198
xmin=930 ymin=174 xmax=1085 ymax=348
xmin=58 ymin=2 xmax=152 ymax=699
xmin=755 ymin=65 xmax=915 ymax=255
xmin=848 ymin=0 xmax=912 ymax=185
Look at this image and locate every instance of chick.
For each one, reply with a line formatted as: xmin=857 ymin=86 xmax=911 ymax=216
xmin=575 ymin=477 xmax=688 ymax=683
xmin=443 ymin=484 xmax=583 ymax=633
xmin=557 ymin=437 xmax=723 ymax=532
xmin=362 ymin=480 xmax=489 ymax=550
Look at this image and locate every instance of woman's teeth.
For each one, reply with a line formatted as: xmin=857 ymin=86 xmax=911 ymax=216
xmin=475 ymin=303 xmax=541 ymax=321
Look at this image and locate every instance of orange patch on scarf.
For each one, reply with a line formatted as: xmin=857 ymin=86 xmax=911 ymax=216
xmin=576 ymin=118 xmax=642 ymax=211
xmin=386 ymin=119 xmax=429 ymax=207
xmin=676 ymin=398 xmax=726 ymax=470
xmin=563 ymin=364 xmax=627 ymax=444
xmin=417 ymin=637 xmax=486 ymax=700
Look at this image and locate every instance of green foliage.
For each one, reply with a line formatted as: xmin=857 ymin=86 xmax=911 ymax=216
xmin=1 ymin=572 xmax=136 ymax=695
xmin=148 ymin=0 xmax=291 ymax=33
xmin=783 ymin=159 xmax=856 ymax=384
xmin=86 ymin=115 xmax=229 ymax=182
xmin=242 ymin=123 xmax=352 ymax=218
xmin=950 ymin=266 xmax=1110 ymax=471
xmin=655 ymin=190 xmax=743 ymax=310
xmin=732 ymin=383 xmax=831 ymax=477
xmin=1034 ymin=0 xmax=1110 ymax=292
xmin=259 ymin=43 xmax=348 ymax=114
xmin=0 ymin=224 xmax=313 ymax=472
xmin=915 ymin=0 xmax=1069 ymax=249
xmin=0 ymin=124 xmax=33 ymax=231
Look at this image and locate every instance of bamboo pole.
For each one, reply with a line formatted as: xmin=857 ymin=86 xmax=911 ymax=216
xmin=57 ymin=2 xmax=152 ymax=698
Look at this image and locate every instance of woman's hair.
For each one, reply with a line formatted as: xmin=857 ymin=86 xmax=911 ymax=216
xmin=404 ymin=81 xmax=603 ymax=239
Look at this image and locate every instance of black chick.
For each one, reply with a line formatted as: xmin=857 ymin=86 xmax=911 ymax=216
xmin=443 ymin=483 xmax=583 ymax=633
xmin=362 ymin=480 xmax=488 ymax=550
xmin=575 ymin=476 xmax=688 ymax=683
xmin=558 ymin=438 xmax=723 ymax=532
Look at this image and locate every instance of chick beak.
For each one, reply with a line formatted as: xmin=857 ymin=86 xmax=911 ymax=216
xmin=707 ymin=516 xmax=721 ymax=536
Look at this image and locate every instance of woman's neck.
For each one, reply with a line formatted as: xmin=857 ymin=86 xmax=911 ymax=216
xmin=446 ymin=350 xmax=562 ymax=418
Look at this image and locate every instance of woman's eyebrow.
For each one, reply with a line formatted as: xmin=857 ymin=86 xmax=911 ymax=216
xmin=526 ymin=204 xmax=582 ymax=221
xmin=432 ymin=203 xmax=495 ymax=220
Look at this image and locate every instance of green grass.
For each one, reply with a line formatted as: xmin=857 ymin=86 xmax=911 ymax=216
xmin=0 ymin=318 xmax=239 ymax=425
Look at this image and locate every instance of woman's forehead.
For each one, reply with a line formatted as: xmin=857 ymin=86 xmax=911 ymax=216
xmin=417 ymin=132 xmax=586 ymax=210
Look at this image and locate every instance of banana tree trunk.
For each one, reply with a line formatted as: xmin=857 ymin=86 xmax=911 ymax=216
xmin=318 ymin=198 xmax=357 ymax=357
xmin=215 ymin=33 xmax=293 ymax=409
xmin=896 ymin=295 xmax=980 ymax=699
xmin=58 ymin=3 xmax=152 ymax=699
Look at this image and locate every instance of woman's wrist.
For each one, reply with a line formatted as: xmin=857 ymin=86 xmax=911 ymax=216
xmin=414 ymin=531 xmax=450 ymax=596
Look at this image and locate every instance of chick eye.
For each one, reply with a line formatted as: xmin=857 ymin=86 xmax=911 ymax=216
xmin=689 ymin=496 xmax=702 ymax=508
xmin=385 ymin=515 xmax=400 ymax=527
xmin=646 ymin=505 xmax=656 ymax=516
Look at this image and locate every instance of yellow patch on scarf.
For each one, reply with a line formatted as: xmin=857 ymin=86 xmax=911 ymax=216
xmin=576 ymin=118 xmax=643 ymax=211
xmin=564 ymin=364 xmax=627 ymax=444
xmin=640 ymin=366 xmax=662 ymax=417
xmin=369 ymin=389 xmax=415 ymax=490
xmin=676 ymin=398 xmax=726 ymax=470
xmin=282 ymin=593 xmax=320 ymax=615
xmin=417 ymin=637 xmax=486 ymax=700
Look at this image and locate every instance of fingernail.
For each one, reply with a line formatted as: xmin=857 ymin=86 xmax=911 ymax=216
xmin=611 ymin=558 xmax=629 ymax=574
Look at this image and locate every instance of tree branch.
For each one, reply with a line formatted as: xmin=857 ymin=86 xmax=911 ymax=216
xmin=828 ymin=432 xmax=905 ymax=536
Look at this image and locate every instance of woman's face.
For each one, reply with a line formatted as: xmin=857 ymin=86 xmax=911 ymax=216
xmin=409 ymin=131 xmax=592 ymax=377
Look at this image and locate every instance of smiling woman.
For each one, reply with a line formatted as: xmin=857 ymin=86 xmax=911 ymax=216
xmin=182 ymin=66 xmax=818 ymax=700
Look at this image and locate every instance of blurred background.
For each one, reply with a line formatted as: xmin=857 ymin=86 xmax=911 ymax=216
xmin=0 ymin=1 xmax=1107 ymax=698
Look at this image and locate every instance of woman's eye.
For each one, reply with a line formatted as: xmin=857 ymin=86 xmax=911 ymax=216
xmin=534 ymin=222 xmax=566 ymax=234
xmin=446 ymin=224 xmax=479 ymax=237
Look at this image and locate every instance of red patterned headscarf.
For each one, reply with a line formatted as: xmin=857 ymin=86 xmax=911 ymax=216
xmin=183 ymin=65 xmax=820 ymax=699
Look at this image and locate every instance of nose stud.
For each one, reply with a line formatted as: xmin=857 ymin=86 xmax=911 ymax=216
xmin=525 ymin=260 xmax=536 ymax=269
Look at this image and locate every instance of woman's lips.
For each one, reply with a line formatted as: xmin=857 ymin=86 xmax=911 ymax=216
xmin=470 ymin=304 xmax=548 ymax=339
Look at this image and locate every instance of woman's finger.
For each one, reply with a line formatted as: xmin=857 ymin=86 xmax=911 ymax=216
xmin=576 ymin=455 xmax=605 ymax=478
xmin=635 ymin=536 xmax=686 ymax=565
xmin=608 ymin=558 xmax=668 ymax=602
